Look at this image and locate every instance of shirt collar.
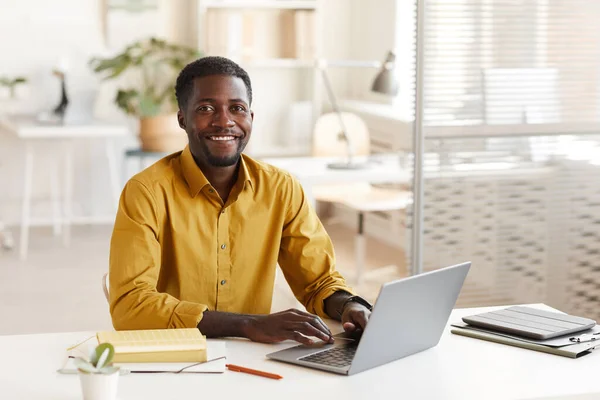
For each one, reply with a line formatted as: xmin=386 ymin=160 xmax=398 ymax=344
xmin=180 ymin=145 xmax=254 ymax=197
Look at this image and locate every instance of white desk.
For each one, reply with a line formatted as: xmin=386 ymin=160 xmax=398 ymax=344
xmin=262 ymin=154 xmax=411 ymax=207
xmin=2 ymin=304 xmax=599 ymax=400
xmin=0 ymin=115 xmax=129 ymax=259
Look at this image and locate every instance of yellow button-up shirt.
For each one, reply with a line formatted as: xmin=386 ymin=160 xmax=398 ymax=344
xmin=109 ymin=146 xmax=354 ymax=330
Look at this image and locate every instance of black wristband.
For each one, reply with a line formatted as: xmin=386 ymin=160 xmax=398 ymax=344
xmin=339 ymin=295 xmax=373 ymax=316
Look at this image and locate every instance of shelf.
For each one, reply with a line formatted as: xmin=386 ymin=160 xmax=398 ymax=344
xmin=201 ymin=1 xmax=318 ymax=10
xmin=240 ymin=58 xmax=315 ymax=69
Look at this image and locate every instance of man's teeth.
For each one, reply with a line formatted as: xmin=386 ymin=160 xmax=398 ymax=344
xmin=208 ymin=136 xmax=235 ymax=141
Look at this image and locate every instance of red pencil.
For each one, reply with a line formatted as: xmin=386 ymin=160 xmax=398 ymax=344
xmin=226 ymin=364 xmax=283 ymax=380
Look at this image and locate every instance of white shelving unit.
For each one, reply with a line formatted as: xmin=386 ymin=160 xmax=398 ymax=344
xmin=242 ymin=58 xmax=315 ymax=69
xmin=196 ymin=0 xmax=323 ymax=158
xmin=201 ymin=1 xmax=318 ymax=10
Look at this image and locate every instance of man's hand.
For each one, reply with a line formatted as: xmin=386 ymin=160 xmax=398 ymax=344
xmin=341 ymin=303 xmax=371 ymax=332
xmin=244 ymin=309 xmax=334 ymax=345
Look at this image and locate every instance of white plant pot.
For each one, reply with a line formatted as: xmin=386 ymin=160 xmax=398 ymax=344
xmin=78 ymin=371 xmax=119 ymax=400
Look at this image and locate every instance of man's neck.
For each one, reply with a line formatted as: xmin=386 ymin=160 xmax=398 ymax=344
xmin=193 ymin=156 xmax=239 ymax=202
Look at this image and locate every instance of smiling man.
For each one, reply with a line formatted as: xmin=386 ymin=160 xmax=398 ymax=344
xmin=108 ymin=56 xmax=372 ymax=345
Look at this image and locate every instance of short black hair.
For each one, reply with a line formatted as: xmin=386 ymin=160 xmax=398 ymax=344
xmin=175 ymin=56 xmax=253 ymax=110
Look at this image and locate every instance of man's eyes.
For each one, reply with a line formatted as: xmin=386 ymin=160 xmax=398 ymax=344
xmin=195 ymin=105 xmax=246 ymax=112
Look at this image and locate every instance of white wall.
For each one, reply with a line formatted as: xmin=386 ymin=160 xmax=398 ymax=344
xmin=0 ymin=0 xmax=187 ymax=226
xmin=0 ymin=0 xmax=381 ymax=226
xmin=347 ymin=0 xmax=399 ymax=102
xmin=0 ymin=0 xmax=119 ymax=226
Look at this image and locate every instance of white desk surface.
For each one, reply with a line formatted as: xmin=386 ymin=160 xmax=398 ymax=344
xmin=2 ymin=304 xmax=599 ymax=400
xmin=0 ymin=115 xmax=129 ymax=139
xmin=263 ymin=154 xmax=411 ymax=185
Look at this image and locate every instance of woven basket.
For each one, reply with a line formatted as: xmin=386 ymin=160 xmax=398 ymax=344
xmin=139 ymin=114 xmax=188 ymax=152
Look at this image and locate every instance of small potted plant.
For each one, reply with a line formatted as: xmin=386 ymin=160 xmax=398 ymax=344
xmin=89 ymin=37 xmax=200 ymax=152
xmin=0 ymin=76 xmax=27 ymax=99
xmin=74 ymin=343 xmax=120 ymax=400
xmin=0 ymin=76 xmax=28 ymax=115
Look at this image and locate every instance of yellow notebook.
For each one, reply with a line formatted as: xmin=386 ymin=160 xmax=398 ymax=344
xmin=96 ymin=328 xmax=207 ymax=363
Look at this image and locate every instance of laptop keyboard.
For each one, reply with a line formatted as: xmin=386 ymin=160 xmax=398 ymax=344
xmin=298 ymin=346 xmax=357 ymax=368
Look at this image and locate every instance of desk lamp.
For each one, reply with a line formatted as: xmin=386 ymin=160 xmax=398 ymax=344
xmin=322 ymin=51 xmax=399 ymax=170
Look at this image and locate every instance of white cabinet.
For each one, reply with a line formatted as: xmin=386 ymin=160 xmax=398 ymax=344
xmin=196 ymin=0 xmax=324 ymax=158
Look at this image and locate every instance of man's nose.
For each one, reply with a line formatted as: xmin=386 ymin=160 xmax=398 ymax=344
xmin=212 ymin=109 xmax=235 ymax=128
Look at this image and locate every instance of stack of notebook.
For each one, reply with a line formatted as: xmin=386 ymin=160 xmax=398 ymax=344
xmin=451 ymin=306 xmax=600 ymax=358
xmin=96 ymin=328 xmax=208 ymax=363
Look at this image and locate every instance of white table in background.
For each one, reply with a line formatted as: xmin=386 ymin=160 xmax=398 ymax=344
xmin=2 ymin=304 xmax=599 ymax=400
xmin=0 ymin=115 xmax=129 ymax=260
xmin=263 ymin=154 xmax=411 ymax=283
xmin=262 ymin=154 xmax=411 ymax=207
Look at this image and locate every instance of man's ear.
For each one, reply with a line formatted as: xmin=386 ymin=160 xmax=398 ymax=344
xmin=250 ymin=110 xmax=254 ymax=122
xmin=177 ymin=110 xmax=186 ymax=130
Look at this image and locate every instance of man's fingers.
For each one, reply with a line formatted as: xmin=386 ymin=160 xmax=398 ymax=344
xmin=353 ymin=310 xmax=369 ymax=330
xmin=286 ymin=310 xmax=332 ymax=338
xmin=305 ymin=315 xmax=332 ymax=338
xmin=290 ymin=330 xmax=316 ymax=345
xmin=343 ymin=322 xmax=356 ymax=332
xmin=288 ymin=321 xmax=331 ymax=343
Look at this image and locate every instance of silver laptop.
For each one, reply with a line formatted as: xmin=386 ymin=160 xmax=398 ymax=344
xmin=267 ymin=262 xmax=471 ymax=375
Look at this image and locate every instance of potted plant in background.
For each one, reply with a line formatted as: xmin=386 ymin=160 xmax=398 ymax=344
xmin=0 ymin=76 xmax=27 ymax=115
xmin=74 ymin=343 xmax=120 ymax=400
xmin=90 ymin=37 xmax=200 ymax=152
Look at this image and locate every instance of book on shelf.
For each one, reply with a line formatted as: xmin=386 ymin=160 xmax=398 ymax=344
xmin=203 ymin=8 xmax=316 ymax=61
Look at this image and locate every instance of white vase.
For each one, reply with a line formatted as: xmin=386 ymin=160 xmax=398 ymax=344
xmin=78 ymin=371 xmax=119 ymax=400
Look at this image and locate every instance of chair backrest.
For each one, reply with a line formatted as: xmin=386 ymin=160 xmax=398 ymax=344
xmin=102 ymin=272 xmax=109 ymax=303
xmin=312 ymin=112 xmax=370 ymax=157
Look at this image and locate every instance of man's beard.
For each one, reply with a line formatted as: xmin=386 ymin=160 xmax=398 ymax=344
xmin=200 ymin=138 xmax=248 ymax=167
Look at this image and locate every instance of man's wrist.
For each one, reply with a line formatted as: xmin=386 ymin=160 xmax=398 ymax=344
xmin=197 ymin=311 xmax=258 ymax=338
xmin=324 ymin=290 xmax=354 ymax=320
xmin=239 ymin=315 xmax=257 ymax=338
xmin=340 ymin=296 xmax=373 ymax=316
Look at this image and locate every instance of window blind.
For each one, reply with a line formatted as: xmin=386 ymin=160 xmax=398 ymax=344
xmin=399 ymin=0 xmax=600 ymax=317
xmin=421 ymin=0 xmax=600 ymax=132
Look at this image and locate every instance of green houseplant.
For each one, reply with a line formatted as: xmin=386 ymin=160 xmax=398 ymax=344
xmin=75 ymin=343 xmax=120 ymax=400
xmin=90 ymin=37 xmax=200 ymax=152
xmin=0 ymin=76 xmax=28 ymax=116
xmin=0 ymin=76 xmax=27 ymax=99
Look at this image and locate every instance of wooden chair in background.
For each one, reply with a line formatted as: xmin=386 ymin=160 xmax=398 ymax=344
xmin=311 ymin=112 xmax=411 ymax=284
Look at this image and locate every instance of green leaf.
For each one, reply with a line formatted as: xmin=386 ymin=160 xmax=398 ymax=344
xmin=139 ymin=94 xmax=161 ymax=117
xmin=96 ymin=348 xmax=110 ymax=369
xmin=99 ymin=366 xmax=120 ymax=375
xmin=93 ymin=343 xmax=115 ymax=368
xmin=74 ymin=357 xmax=98 ymax=374
xmin=115 ymin=89 xmax=139 ymax=115
xmin=88 ymin=37 xmax=202 ymax=118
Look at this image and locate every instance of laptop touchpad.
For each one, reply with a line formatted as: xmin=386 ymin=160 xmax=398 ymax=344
xmin=334 ymin=329 xmax=363 ymax=343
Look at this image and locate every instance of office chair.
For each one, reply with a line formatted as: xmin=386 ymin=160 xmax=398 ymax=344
xmin=0 ymin=220 xmax=14 ymax=251
xmin=312 ymin=112 xmax=411 ymax=284
xmin=102 ymin=272 xmax=109 ymax=303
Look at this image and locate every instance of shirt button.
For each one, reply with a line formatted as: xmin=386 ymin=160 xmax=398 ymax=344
xmin=221 ymin=244 xmax=226 ymax=249
xmin=209 ymin=189 xmax=214 ymax=193
xmin=221 ymin=210 xmax=225 ymax=214
xmin=220 ymin=280 xmax=226 ymax=285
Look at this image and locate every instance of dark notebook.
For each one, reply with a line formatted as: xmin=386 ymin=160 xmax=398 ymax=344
xmin=462 ymin=306 xmax=596 ymax=340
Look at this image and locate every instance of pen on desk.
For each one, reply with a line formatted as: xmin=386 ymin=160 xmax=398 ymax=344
xmin=225 ymin=364 xmax=283 ymax=380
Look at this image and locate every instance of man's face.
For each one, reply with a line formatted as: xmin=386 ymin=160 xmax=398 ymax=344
xmin=178 ymin=75 xmax=253 ymax=167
